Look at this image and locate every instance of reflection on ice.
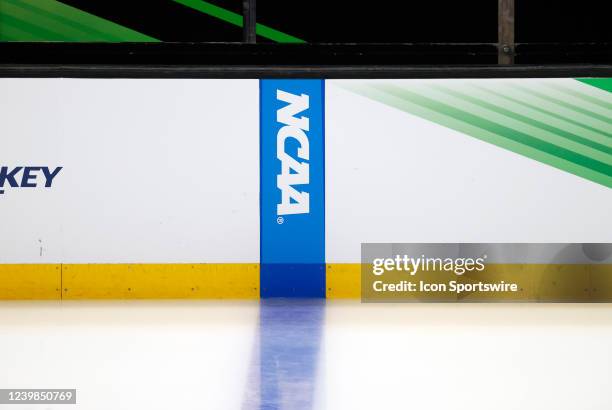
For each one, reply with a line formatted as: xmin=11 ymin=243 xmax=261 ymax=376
xmin=243 ymin=299 xmax=325 ymax=410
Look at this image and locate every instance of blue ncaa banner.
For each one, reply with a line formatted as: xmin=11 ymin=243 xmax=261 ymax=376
xmin=260 ymin=79 xmax=325 ymax=297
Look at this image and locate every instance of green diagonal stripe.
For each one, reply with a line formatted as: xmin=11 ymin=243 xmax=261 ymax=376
xmin=1 ymin=0 xmax=303 ymax=43
xmin=432 ymin=84 xmax=612 ymax=157
xmin=577 ymin=78 xmax=612 ymax=94
xmin=171 ymin=0 xmax=305 ymax=43
xmin=0 ymin=12 xmax=71 ymax=40
xmin=0 ymin=16 xmax=44 ymax=40
xmin=548 ymin=82 xmax=612 ymax=111
xmin=171 ymin=0 xmax=242 ymax=26
xmin=513 ymin=84 xmax=612 ymax=127
xmin=472 ymin=85 xmax=612 ymax=140
xmin=342 ymin=82 xmax=612 ymax=188
xmin=255 ymin=23 xmax=305 ymax=43
xmin=0 ymin=0 xmax=158 ymax=41
xmin=3 ymin=0 xmax=107 ymax=41
xmin=380 ymin=85 xmax=612 ymax=175
xmin=4 ymin=0 xmax=126 ymax=41
xmin=501 ymin=84 xmax=612 ymax=136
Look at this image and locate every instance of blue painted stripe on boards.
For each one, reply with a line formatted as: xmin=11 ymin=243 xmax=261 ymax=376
xmin=260 ymin=79 xmax=325 ymax=298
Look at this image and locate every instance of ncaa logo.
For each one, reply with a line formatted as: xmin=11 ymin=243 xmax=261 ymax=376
xmin=276 ymin=90 xmax=310 ymax=216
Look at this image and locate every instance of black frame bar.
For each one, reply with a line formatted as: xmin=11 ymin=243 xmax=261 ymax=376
xmin=2 ymin=42 xmax=611 ymax=66
xmin=1 ymin=64 xmax=611 ymax=78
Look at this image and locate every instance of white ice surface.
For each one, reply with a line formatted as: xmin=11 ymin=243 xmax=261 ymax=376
xmin=0 ymin=301 xmax=611 ymax=410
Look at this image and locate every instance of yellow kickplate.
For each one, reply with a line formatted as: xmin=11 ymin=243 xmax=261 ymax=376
xmin=2 ymin=263 xmax=610 ymax=301
xmin=61 ymin=264 xmax=259 ymax=299
xmin=0 ymin=264 xmax=61 ymax=300
xmin=326 ymin=264 xmax=361 ymax=299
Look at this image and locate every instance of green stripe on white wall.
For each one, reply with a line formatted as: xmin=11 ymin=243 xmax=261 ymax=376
xmin=577 ymin=78 xmax=612 ymax=95
xmin=342 ymin=79 xmax=612 ymax=188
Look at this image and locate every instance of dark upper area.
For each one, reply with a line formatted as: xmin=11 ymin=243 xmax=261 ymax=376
xmin=0 ymin=0 xmax=610 ymax=67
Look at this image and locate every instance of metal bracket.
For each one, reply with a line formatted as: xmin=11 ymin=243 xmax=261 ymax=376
xmin=498 ymin=0 xmax=515 ymax=64
xmin=243 ymin=0 xmax=256 ymax=43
